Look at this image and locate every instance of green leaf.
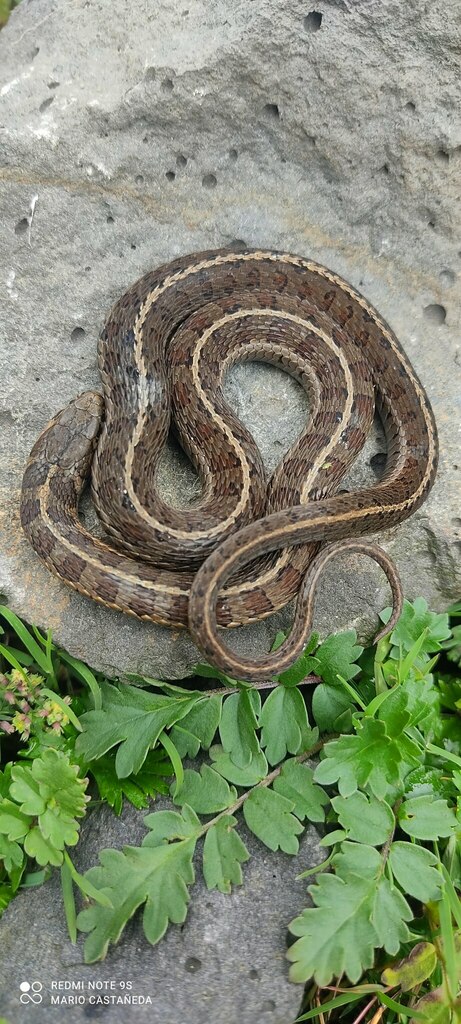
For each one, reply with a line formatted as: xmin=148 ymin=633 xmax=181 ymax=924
xmin=0 ymin=605 xmax=54 ymax=676
xmin=260 ymin=687 xmax=312 ymax=765
xmin=40 ymin=807 xmax=81 ymax=850
xmin=314 ymin=718 xmax=420 ymax=799
xmin=388 ymin=842 xmax=443 ymax=901
xmin=0 ymin=833 xmax=24 ymax=873
xmin=296 ymin=993 xmax=364 ymax=1021
xmin=158 ymin=731 xmax=183 ymax=798
xmin=379 ymin=677 xmax=440 ymax=737
xmin=312 ymin=684 xmax=356 ymax=732
xmin=273 ymin=759 xmax=329 ymax=822
xmin=331 ymin=840 xmax=382 ymax=880
xmin=1 ymin=751 xmax=88 ymax=865
xmin=379 ymin=992 xmax=428 ymax=1020
xmin=243 ymin=787 xmax=303 ymax=854
xmin=314 ymin=631 xmax=363 ymax=688
xmin=0 ymin=801 xmax=30 ymax=841
xmin=57 ymin=651 xmax=102 ymax=710
xmin=202 ymin=815 xmax=250 ymax=893
xmin=209 ymin=745 xmax=268 ymax=786
xmin=371 ymin=876 xmax=412 ymax=953
xmin=27 ymin=749 xmax=88 ymax=818
xmin=90 ymin=751 xmax=171 ymax=815
xmin=63 ymin=852 xmax=113 ymax=908
xmin=277 ymin=633 xmax=320 ymax=686
xmin=219 ymin=690 xmax=261 ymax=768
xmin=398 ymin=796 xmax=458 ymax=840
xmin=332 ymin=792 xmax=394 ymax=845
xmin=75 ymin=683 xmax=199 ymax=777
xmin=405 ymin=766 xmax=454 ymax=801
xmin=193 ymin=663 xmax=236 ymax=685
xmin=77 ymin=839 xmax=196 ymax=962
xmin=61 ymin=859 xmax=77 ymax=943
xmin=143 ymin=805 xmax=201 ymax=847
xmin=288 ymin=872 xmax=377 ymax=984
xmin=0 ymin=883 xmax=16 ymax=915
xmin=24 ymin=826 xmax=63 ymax=866
xmin=410 ymin=987 xmax=454 ymax=1024
xmin=289 ymin=842 xmax=413 ymax=985
xmin=319 ymin=829 xmax=347 ymax=847
xmin=389 ymin=598 xmax=451 ymax=654
xmin=9 ymin=766 xmax=45 ymax=816
xmin=381 ymin=942 xmax=438 ymax=991
xmin=172 ymin=764 xmax=237 ymax=814
xmin=169 ymin=695 xmax=222 ymax=757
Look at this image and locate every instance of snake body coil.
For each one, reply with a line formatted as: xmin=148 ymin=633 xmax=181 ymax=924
xmin=20 ymin=248 xmax=438 ymax=681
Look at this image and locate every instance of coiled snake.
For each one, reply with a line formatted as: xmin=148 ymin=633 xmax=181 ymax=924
xmin=20 ymin=248 xmax=438 ymax=682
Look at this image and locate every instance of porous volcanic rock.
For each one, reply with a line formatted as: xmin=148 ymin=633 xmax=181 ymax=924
xmin=0 ymin=0 xmax=460 ymax=679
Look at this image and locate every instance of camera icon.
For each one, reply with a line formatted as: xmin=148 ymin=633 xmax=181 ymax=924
xmin=19 ymin=981 xmax=43 ymax=1005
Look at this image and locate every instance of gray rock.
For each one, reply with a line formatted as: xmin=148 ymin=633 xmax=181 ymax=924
xmin=0 ymin=0 xmax=460 ymax=678
xmin=0 ymin=796 xmax=321 ymax=1024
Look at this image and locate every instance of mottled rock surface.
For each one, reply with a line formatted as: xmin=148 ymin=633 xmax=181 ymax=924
xmin=0 ymin=796 xmax=321 ymax=1023
xmin=0 ymin=0 xmax=460 ymax=678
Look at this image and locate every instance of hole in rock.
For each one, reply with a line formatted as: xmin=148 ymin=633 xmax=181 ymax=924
xmin=249 ymin=968 xmax=260 ymax=980
xmin=436 ymin=148 xmax=449 ymax=164
xmin=107 ymin=214 xmax=114 ymax=223
xmin=303 ymin=10 xmax=323 ymax=31
xmin=405 ymin=101 xmax=416 ymax=112
xmin=202 ymin=173 xmax=217 ymax=188
xmin=263 ymin=103 xmax=280 ymax=119
xmin=165 ymin=170 xmax=176 ymax=181
xmin=439 ymin=269 xmax=455 ymax=287
xmin=423 ymin=303 xmax=446 ymax=324
xmin=135 ymin=174 xmax=144 ymax=184
xmin=39 ymin=96 xmax=54 ymax=112
xmin=176 ymin=153 xmax=187 ymax=167
xmin=14 ymin=218 xmax=28 ymax=235
xmin=369 ymin=452 xmax=387 ymax=477
xmin=48 ymin=80 xmax=60 ymax=89
xmin=161 ymin=77 xmax=174 ymax=92
xmin=184 ymin=957 xmax=202 ymax=973
xmin=71 ymin=327 xmax=86 ymax=343
xmin=228 ymin=147 xmax=238 ymax=160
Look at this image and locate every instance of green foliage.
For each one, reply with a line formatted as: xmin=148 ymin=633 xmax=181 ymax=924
xmin=89 ymin=750 xmax=172 ymax=814
xmin=75 ymin=682 xmax=201 ymax=776
xmin=0 ymin=0 xmax=20 ymax=27
xmin=77 ymin=838 xmax=196 ymax=962
xmin=203 ymin=815 xmax=250 ymax=893
xmin=289 ymin=843 xmax=413 ymax=985
xmin=314 ymin=716 xmax=421 ymax=799
xmin=1 ymin=596 xmax=461 ymax=1023
xmin=0 ymin=749 xmax=89 ymax=867
xmin=313 ymin=630 xmax=364 ymax=687
xmin=259 ymin=685 xmax=314 ymax=764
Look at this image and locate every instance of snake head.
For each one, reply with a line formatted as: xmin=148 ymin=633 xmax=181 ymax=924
xmin=42 ymin=391 xmax=105 ymax=479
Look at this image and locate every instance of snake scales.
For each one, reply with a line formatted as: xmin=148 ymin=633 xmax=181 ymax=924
xmin=20 ymin=248 xmax=438 ymax=682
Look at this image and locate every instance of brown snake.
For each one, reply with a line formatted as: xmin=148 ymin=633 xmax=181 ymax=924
xmin=20 ymin=248 xmax=438 ymax=682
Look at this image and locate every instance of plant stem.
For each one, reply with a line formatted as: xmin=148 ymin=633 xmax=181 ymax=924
xmin=197 ymin=738 xmax=327 ymax=839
